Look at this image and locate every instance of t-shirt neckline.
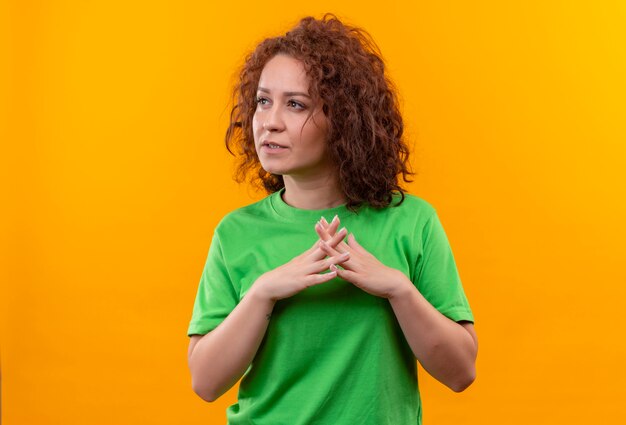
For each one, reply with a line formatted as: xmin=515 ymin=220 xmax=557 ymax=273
xmin=269 ymin=188 xmax=355 ymax=222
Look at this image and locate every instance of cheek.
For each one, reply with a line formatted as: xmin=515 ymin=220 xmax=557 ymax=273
xmin=301 ymin=116 xmax=329 ymax=150
xmin=252 ymin=114 xmax=263 ymax=157
xmin=252 ymin=113 xmax=261 ymax=138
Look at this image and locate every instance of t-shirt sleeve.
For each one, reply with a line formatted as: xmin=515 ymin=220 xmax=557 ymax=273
xmin=187 ymin=231 xmax=239 ymax=336
xmin=414 ymin=211 xmax=474 ymax=323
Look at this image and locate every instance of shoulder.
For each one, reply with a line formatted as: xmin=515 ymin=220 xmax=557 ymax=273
xmin=348 ymin=192 xmax=438 ymax=242
xmin=395 ymin=192 xmax=437 ymax=214
xmin=363 ymin=191 xmax=437 ymax=223
xmin=213 ymin=193 xmax=276 ymax=236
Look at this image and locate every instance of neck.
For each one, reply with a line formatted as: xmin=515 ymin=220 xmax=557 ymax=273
xmin=281 ymin=174 xmax=346 ymax=210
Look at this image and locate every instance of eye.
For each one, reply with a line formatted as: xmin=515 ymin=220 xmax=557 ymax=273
xmin=256 ymin=96 xmax=270 ymax=105
xmin=287 ymin=100 xmax=306 ymax=109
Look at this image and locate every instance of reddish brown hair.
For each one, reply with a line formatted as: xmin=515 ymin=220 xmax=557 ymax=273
xmin=225 ymin=14 xmax=413 ymax=210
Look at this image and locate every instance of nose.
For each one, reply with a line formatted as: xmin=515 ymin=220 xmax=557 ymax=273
xmin=262 ymin=104 xmax=285 ymax=132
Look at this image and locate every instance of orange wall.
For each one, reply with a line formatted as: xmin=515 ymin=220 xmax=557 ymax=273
xmin=2 ymin=1 xmax=625 ymax=424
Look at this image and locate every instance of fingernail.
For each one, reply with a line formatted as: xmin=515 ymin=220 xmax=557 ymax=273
xmin=330 ymin=264 xmax=338 ymax=272
xmin=339 ymin=227 xmax=347 ymax=234
xmin=332 ymin=214 xmax=338 ymax=223
xmin=321 ymin=216 xmax=328 ymax=224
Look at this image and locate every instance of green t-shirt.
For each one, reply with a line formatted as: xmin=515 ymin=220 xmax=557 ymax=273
xmin=188 ymin=188 xmax=474 ymax=425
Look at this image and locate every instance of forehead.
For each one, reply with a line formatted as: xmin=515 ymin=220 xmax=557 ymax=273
xmin=257 ymin=54 xmax=310 ymax=92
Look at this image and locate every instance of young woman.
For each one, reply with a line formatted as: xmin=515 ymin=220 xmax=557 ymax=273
xmin=187 ymin=14 xmax=477 ymax=424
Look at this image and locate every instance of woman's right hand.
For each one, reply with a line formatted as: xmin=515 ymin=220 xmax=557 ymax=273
xmin=189 ymin=216 xmax=348 ymax=402
xmin=251 ymin=218 xmax=349 ymax=302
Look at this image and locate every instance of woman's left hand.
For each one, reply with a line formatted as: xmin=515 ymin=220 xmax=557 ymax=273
xmin=315 ymin=216 xmax=412 ymax=299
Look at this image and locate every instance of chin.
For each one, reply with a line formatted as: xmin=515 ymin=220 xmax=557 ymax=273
xmin=260 ymin=165 xmax=286 ymax=176
xmin=259 ymin=160 xmax=289 ymax=175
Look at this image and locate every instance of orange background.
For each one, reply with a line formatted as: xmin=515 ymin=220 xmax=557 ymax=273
xmin=2 ymin=1 xmax=625 ymax=424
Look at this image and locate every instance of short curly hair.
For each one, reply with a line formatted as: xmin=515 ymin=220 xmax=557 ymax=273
xmin=225 ymin=14 xmax=413 ymax=210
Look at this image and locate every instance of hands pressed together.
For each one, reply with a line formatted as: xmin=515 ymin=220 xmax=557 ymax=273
xmin=253 ymin=215 xmax=411 ymax=302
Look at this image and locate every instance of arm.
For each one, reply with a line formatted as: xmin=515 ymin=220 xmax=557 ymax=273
xmin=187 ymin=288 xmax=275 ymax=402
xmin=387 ymin=276 xmax=478 ymax=392
xmin=187 ymin=225 xmax=349 ymax=402
xmin=317 ymin=218 xmax=478 ymax=392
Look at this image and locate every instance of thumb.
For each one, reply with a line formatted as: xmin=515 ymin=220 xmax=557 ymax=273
xmin=330 ymin=263 xmax=358 ymax=284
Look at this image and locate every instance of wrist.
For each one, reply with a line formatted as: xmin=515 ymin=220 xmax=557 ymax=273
xmin=248 ymin=278 xmax=278 ymax=306
xmin=386 ymin=271 xmax=415 ymax=300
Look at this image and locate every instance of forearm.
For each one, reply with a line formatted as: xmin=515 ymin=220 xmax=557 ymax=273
xmin=188 ymin=286 xmax=275 ymax=401
xmin=388 ymin=274 xmax=477 ymax=392
xmin=188 ymin=228 xmax=349 ymax=402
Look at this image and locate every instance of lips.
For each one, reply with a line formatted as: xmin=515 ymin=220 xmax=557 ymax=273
xmin=261 ymin=141 xmax=288 ymax=149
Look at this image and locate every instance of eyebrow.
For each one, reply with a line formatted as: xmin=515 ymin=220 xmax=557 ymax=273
xmin=257 ymin=87 xmax=311 ymax=98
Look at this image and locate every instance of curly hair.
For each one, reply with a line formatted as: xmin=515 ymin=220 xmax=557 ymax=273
xmin=225 ymin=14 xmax=413 ymax=210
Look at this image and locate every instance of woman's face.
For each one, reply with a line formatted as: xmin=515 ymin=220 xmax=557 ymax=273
xmin=253 ymin=54 xmax=332 ymax=179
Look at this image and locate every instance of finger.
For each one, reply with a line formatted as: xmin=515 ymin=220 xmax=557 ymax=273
xmin=308 ymin=242 xmax=330 ymax=261
xmin=304 ymin=270 xmax=337 ymax=287
xmin=304 ymin=240 xmax=324 ymax=257
xmin=315 ymin=223 xmax=344 ymax=248
xmin=336 ymin=241 xmax=351 ymax=253
xmin=319 ymin=215 xmax=341 ymax=235
xmin=307 ymin=232 xmax=338 ymax=260
xmin=327 ymin=215 xmax=341 ymax=235
xmin=315 ymin=216 xmax=340 ymax=238
xmin=319 ymin=239 xmax=342 ymax=257
xmin=347 ymin=233 xmax=368 ymax=255
xmin=321 ymin=241 xmax=357 ymax=271
xmin=331 ymin=239 xmax=351 ymax=253
xmin=320 ymin=243 xmax=358 ymax=270
xmin=321 ymin=215 xmax=339 ymax=228
xmin=326 ymin=227 xmax=349 ymax=250
xmin=325 ymin=225 xmax=350 ymax=249
xmin=314 ymin=221 xmax=331 ymax=242
xmin=330 ymin=263 xmax=359 ymax=283
xmin=319 ymin=216 xmax=351 ymax=251
xmin=308 ymin=237 xmax=344 ymax=262
xmin=309 ymin=220 xmax=343 ymax=254
xmin=312 ymin=219 xmax=347 ymax=260
xmin=310 ymin=251 xmax=350 ymax=274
